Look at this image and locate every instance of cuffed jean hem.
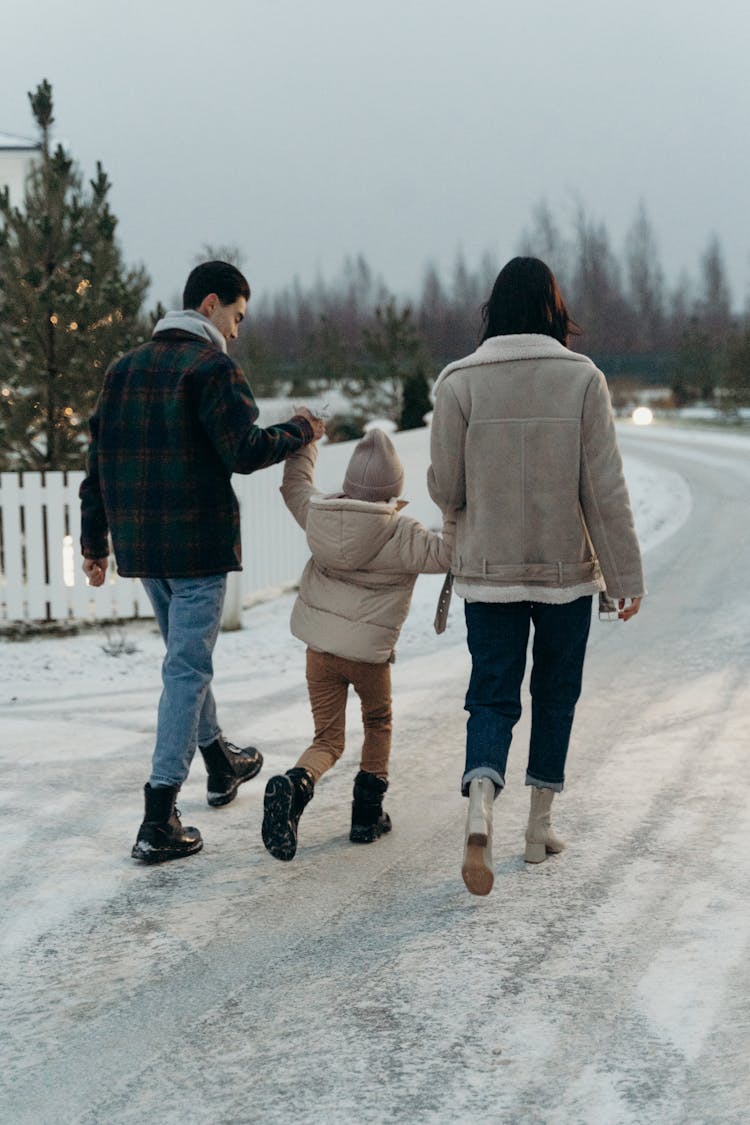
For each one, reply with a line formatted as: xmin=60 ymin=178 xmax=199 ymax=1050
xmin=149 ymin=774 xmax=184 ymax=789
xmin=461 ymin=766 xmax=504 ymax=798
xmin=197 ymin=728 xmax=222 ymax=750
xmin=525 ymin=772 xmax=564 ymax=792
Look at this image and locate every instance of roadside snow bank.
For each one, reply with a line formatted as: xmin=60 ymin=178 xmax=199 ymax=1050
xmin=620 ymin=452 xmax=691 ymax=554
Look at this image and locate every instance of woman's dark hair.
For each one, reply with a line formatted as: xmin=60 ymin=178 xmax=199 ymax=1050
xmin=183 ymin=260 xmax=251 ymax=309
xmin=480 ymin=256 xmax=580 ymax=345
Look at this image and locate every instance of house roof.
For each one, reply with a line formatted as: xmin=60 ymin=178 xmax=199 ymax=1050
xmin=0 ymin=132 xmax=40 ymax=151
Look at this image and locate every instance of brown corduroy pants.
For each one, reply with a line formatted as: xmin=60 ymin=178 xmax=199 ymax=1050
xmin=295 ymin=648 xmax=393 ymax=782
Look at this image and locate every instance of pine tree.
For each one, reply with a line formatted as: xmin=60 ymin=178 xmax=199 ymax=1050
xmin=0 ymin=79 xmax=150 ymax=470
xmin=344 ymin=298 xmax=427 ymax=423
xmin=671 ymin=315 xmax=712 ymax=404
xmin=722 ymin=323 xmax=750 ymax=411
xmin=399 ymin=367 xmax=432 ymax=430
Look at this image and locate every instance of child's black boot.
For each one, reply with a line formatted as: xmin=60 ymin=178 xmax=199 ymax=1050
xmin=350 ymin=770 xmax=392 ymax=843
xmin=262 ymin=767 xmax=314 ymax=861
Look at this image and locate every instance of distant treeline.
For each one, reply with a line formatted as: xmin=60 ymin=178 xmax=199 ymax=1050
xmin=231 ymin=201 xmax=750 ymax=417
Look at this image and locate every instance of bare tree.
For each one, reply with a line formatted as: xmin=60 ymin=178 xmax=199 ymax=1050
xmin=192 ymin=242 xmax=246 ymax=268
xmin=518 ymin=199 xmax=572 ymax=291
xmin=697 ymin=235 xmax=732 ymax=337
xmin=569 ymin=204 xmax=630 ymax=353
xmin=624 ymin=201 xmax=666 ymax=350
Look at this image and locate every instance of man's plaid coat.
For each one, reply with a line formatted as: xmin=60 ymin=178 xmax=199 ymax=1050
xmin=80 ymin=328 xmax=313 ymax=577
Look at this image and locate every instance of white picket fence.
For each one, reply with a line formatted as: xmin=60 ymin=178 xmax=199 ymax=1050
xmin=0 ymin=461 xmax=314 ymax=625
xmin=0 ymin=429 xmax=440 ymax=626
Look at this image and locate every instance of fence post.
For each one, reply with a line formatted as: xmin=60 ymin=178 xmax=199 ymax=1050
xmin=220 ymin=570 xmax=243 ymax=631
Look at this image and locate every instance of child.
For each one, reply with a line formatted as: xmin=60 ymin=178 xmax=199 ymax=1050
xmin=262 ymin=428 xmax=454 ymax=861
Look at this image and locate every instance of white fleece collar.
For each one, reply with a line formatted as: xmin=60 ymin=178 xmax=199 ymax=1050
xmin=152 ymin=309 xmax=227 ymax=353
xmin=310 ymin=495 xmax=408 ymax=513
xmin=432 ymin=334 xmax=590 ymax=397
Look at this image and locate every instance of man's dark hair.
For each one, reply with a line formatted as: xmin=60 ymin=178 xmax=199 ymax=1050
xmin=183 ymin=261 xmax=251 ymax=309
xmin=480 ymin=256 xmax=580 ymax=346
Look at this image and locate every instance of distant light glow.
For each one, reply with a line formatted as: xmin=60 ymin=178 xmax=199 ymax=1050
xmin=632 ymin=407 xmax=654 ymax=426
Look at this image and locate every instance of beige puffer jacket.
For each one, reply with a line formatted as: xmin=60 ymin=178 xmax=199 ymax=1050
xmin=428 ymin=334 xmax=645 ymax=602
xmin=281 ymin=444 xmax=453 ymax=663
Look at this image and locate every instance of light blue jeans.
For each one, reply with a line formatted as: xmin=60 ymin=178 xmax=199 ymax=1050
xmin=141 ymin=575 xmax=226 ymax=788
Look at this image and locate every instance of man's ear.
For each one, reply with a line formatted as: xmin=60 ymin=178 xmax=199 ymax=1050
xmin=197 ymin=293 xmax=219 ymax=318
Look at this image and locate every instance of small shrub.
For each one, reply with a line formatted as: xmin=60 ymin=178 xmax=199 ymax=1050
xmin=325 ymin=413 xmax=367 ymax=443
xmin=101 ymin=625 xmax=139 ymax=657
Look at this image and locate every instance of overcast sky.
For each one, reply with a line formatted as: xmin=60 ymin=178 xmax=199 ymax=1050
xmin=2 ymin=0 xmax=749 ymax=313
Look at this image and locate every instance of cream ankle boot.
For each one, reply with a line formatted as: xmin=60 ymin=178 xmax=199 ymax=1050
xmin=461 ymin=777 xmax=495 ymax=896
xmin=524 ymin=787 xmax=565 ymax=863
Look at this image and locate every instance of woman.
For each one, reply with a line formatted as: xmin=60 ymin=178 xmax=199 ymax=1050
xmin=428 ymin=257 xmax=644 ymax=896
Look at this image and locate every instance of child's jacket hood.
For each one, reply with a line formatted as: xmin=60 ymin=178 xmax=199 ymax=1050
xmin=305 ymin=495 xmax=405 ymax=572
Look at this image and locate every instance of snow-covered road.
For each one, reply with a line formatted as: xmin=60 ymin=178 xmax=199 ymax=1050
xmin=2 ymin=424 xmax=749 ymax=1124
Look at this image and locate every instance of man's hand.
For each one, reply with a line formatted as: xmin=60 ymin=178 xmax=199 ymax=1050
xmin=618 ymin=596 xmax=641 ymax=622
xmin=83 ymin=557 xmax=108 ymax=587
xmin=295 ymin=406 xmax=326 ymax=441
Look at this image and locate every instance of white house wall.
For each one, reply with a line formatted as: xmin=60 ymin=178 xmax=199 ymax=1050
xmin=0 ymin=149 xmax=38 ymax=207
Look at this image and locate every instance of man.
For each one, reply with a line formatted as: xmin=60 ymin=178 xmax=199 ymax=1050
xmin=80 ymin=260 xmax=325 ymax=864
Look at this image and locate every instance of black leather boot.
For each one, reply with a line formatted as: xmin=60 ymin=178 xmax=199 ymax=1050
xmin=199 ymin=735 xmax=263 ymax=807
xmin=131 ymin=783 xmax=203 ymax=863
xmin=350 ymin=770 xmax=392 ymax=844
xmin=261 ymin=767 xmax=314 ymax=861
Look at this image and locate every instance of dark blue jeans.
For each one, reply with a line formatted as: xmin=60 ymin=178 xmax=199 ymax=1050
xmin=462 ymin=597 xmax=592 ymax=795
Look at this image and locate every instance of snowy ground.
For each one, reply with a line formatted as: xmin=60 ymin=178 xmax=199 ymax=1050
xmin=2 ymin=423 xmax=749 ymax=1124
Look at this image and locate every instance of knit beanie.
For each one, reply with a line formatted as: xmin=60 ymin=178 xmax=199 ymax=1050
xmin=343 ymin=429 xmax=405 ymax=502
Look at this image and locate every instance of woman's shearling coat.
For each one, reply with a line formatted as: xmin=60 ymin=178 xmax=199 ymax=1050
xmin=281 ymin=444 xmax=453 ymax=664
xmin=427 ymin=334 xmax=645 ymax=603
